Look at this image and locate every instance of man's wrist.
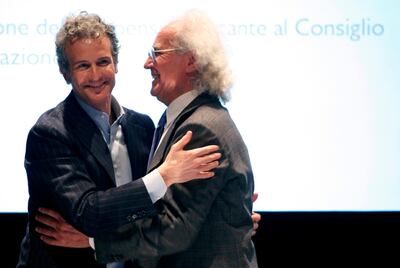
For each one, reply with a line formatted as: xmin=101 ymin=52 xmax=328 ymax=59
xmin=143 ymin=169 xmax=168 ymax=201
xmin=157 ymin=164 xmax=172 ymax=187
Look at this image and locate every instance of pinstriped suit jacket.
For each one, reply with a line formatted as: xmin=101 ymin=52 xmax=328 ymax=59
xmin=94 ymin=93 xmax=258 ymax=267
xmin=17 ymin=91 xmax=156 ymax=268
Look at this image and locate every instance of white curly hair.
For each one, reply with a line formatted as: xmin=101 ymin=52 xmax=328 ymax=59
xmin=167 ymin=9 xmax=233 ymax=103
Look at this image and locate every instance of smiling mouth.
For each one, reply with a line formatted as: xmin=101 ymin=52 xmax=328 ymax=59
xmin=151 ymin=71 xmax=160 ymax=81
xmin=87 ymin=81 xmax=108 ymax=89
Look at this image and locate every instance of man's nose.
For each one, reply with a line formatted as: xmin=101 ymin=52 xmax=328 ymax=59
xmin=89 ymin=66 xmax=101 ymax=80
xmin=144 ymin=55 xmax=154 ymax=69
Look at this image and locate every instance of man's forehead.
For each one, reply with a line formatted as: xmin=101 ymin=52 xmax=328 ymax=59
xmin=153 ymin=27 xmax=176 ymax=47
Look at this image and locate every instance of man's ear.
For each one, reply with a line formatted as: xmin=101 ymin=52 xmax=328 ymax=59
xmin=114 ymin=63 xmax=118 ymax=74
xmin=186 ymin=53 xmax=197 ymax=74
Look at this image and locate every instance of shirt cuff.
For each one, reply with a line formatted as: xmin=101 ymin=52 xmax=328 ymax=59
xmin=142 ymin=169 xmax=167 ymax=203
xmin=89 ymin=237 xmax=95 ymax=249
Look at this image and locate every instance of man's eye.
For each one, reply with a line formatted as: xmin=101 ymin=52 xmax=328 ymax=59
xmin=98 ymin=59 xmax=111 ymax=66
xmin=76 ymin=63 xmax=89 ymax=69
xmin=154 ymin=51 xmax=162 ymax=57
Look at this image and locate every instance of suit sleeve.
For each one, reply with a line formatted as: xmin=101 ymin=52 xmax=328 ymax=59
xmin=25 ymin=121 xmax=157 ymax=237
xmin=93 ymin=122 xmax=242 ymax=262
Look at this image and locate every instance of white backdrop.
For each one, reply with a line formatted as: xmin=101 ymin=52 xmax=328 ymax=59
xmin=1 ymin=0 xmax=399 ymax=212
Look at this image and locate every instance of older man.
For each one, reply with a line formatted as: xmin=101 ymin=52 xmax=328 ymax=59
xmin=92 ymin=9 xmax=258 ymax=267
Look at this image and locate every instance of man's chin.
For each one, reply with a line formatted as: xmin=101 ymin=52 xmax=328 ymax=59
xmin=150 ymin=87 xmax=159 ymax=97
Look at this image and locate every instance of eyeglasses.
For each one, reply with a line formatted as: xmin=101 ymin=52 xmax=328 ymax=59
xmin=148 ymin=47 xmax=183 ymax=63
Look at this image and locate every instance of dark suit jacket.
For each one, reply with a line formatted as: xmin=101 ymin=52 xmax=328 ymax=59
xmin=17 ymin=91 xmax=156 ymax=268
xmin=94 ymin=93 xmax=258 ymax=267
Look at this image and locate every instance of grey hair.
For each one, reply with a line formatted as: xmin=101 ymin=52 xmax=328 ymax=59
xmin=55 ymin=11 xmax=120 ymax=80
xmin=168 ymin=9 xmax=233 ymax=102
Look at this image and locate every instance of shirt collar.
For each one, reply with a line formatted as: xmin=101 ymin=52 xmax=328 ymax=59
xmin=165 ymin=89 xmax=203 ymax=129
xmin=74 ymin=92 xmax=125 ymax=143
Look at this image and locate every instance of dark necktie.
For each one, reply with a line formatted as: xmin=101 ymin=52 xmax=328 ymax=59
xmin=148 ymin=110 xmax=167 ymax=167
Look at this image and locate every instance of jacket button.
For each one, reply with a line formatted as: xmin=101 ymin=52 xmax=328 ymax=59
xmin=127 ymin=214 xmax=138 ymax=222
xmin=112 ymin=254 xmax=123 ymax=261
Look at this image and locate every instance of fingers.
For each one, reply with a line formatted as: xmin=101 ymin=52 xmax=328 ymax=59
xmin=251 ymin=196 xmax=261 ymax=236
xmin=36 ymin=224 xmax=64 ymax=244
xmin=36 ymin=224 xmax=89 ymax=248
xmin=38 ymin=207 xmax=65 ymax=222
xmin=171 ymin=131 xmax=193 ymax=151
xmin=182 ymin=151 xmax=221 ymax=180
xmin=252 ymin=224 xmax=258 ymax=236
xmin=34 ymin=208 xmax=90 ymax=248
xmin=39 ymin=234 xmax=59 ymax=246
xmin=253 ymin=222 xmax=259 ymax=231
xmin=36 ymin=212 xmax=58 ymax=230
xmin=251 ymin=212 xmax=261 ymax=237
xmin=183 ymin=154 xmax=220 ymax=180
xmin=37 ymin=229 xmax=86 ymax=247
xmin=184 ymin=160 xmax=220 ymax=180
xmin=195 ymin=171 xmax=215 ymax=179
xmin=171 ymin=131 xmax=220 ymax=157
xmin=36 ymin=209 xmax=75 ymax=232
xmin=252 ymin=212 xmax=261 ymax=223
xmin=198 ymin=160 xmax=219 ymax=172
xmin=194 ymin=152 xmax=221 ymax=167
xmin=252 ymin=192 xmax=259 ymax=202
xmin=36 ymin=225 xmax=55 ymax=238
xmin=188 ymin=145 xmax=220 ymax=157
xmin=160 ymin=131 xmax=222 ymax=186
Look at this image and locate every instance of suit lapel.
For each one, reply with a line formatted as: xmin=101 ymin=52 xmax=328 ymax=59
xmin=120 ymin=111 xmax=144 ymax=181
xmin=147 ymin=93 xmax=219 ymax=172
xmin=64 ymin=92 xmax=116 ymax=184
